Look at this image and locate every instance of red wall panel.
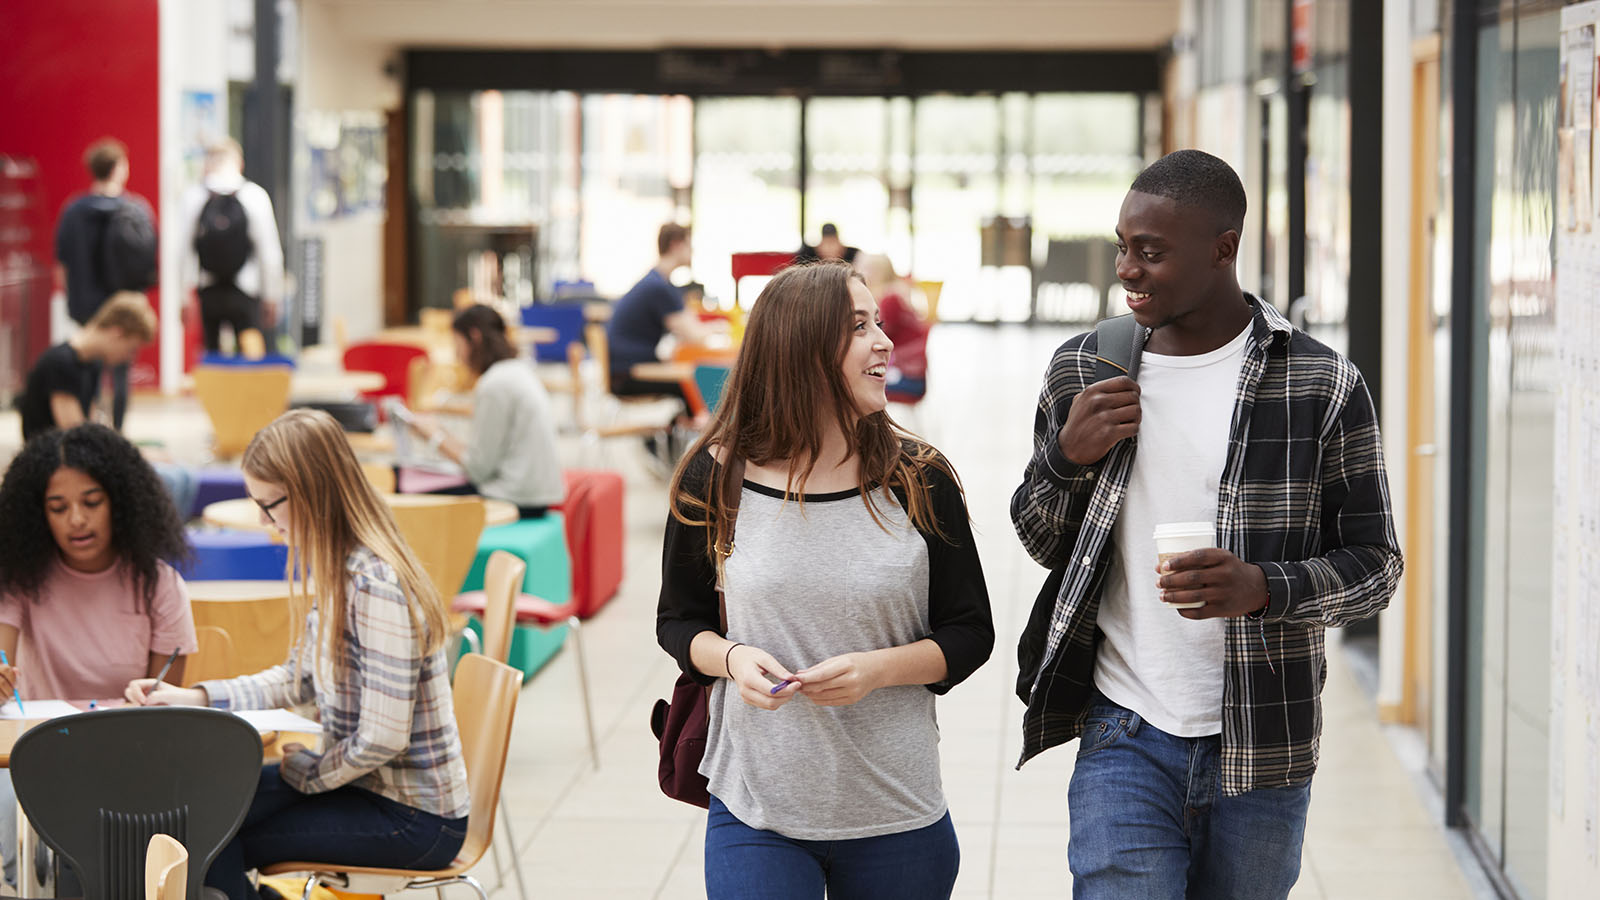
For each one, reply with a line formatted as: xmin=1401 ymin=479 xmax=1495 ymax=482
xmin=0 ymin=0 xmax=162 ymax=385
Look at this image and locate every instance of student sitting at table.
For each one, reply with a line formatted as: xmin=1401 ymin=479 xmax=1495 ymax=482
xmin=125 ymin=408 xmax=470 ymax=900
xmin=399 ymin=303 xmax=564 ymax=518
xmin=0 ymin=423 xmax=198 ymax=885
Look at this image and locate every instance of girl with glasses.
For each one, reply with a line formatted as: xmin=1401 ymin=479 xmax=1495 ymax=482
xmin=125 ymin=408 xmax=470 ymax=900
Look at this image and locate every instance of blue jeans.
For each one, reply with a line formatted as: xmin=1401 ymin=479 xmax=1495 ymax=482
xmin=1067 ymin=693 xmax=1312 ymax=900
xmin=705 ymin=795 xmax=959 ymax=900
xmin=207 ymin=765 xmax=468 ymax=900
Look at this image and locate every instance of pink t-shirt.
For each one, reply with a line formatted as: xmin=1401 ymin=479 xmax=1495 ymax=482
xmin=0 ymin=559 xmax=199 ymax=700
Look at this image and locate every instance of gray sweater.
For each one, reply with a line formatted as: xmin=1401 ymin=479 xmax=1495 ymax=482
xmin=463 ymin=359 xmax=564 ymax=508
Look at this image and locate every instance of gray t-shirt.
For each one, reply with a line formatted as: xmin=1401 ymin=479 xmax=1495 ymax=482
xmin=701 ymin=482 xmax=945 ymax=840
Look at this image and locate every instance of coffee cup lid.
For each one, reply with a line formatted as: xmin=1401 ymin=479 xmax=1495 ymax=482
xmin=1153 ymin=521 xmax=1214 ymax=540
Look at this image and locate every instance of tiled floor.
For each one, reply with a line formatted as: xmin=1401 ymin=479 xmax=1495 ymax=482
xmin=0 ymin=323 xmax=1496 ymax=898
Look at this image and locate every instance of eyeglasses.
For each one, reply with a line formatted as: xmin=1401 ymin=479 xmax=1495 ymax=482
xmin=255 ymin=494 xmax=289 ymax=523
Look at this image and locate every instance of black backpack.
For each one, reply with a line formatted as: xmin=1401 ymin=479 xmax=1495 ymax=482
xmin=194 ymin=190 xmax=253 ymax=283
xmin=98 ymin=199 xmax=158 ymax=292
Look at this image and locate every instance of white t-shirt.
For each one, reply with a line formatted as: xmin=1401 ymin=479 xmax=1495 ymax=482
xmin=1093 ymin=324 xmax=1251 ymax=737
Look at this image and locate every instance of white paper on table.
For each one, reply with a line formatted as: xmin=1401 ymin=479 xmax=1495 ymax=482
xmin=234 ymin=708 xmax=323 ymax=734
xmin=0 ymin=699 xmax=88 ymax=720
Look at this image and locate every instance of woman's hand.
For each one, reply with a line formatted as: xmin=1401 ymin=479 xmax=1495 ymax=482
xmin=125 ymin=678 xmax=206 ymax=707
xmin=279 ymin=741 xmax=310 ymax=756
xmin=794 ymin=652 xmax=885 ymax=707
xmin=0 ymin=662 xmax=17 ymax=703
xmin=726 ymin=644 xmax=802 ymax=711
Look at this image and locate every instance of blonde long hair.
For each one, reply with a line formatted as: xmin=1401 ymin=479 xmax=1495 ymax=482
xmin=242 ymin=409 xmax=448 ymax=678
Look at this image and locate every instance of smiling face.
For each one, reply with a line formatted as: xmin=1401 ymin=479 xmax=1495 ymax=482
xmin=1114 ymin=190 xmax=1238 ymax=332
xmin=842 ymin=279 xmax=894 ymax=417
xmin=45 ymin=466 xmax=116 ymax=573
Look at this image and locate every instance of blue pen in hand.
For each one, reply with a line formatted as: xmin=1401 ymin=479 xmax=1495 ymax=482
xmin=1 ymin=650 xmax=23 ymax=715
xmin=769 ymin=678 xmax=795 ymax=696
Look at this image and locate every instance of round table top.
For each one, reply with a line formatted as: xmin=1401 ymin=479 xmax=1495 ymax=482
xmin=186 ymin=579 xmax=295 ymax=602
xmin=202 ymin=494 xmax=518 ymax=535
xmin=179 ymin=370 xmax=386 ymax=398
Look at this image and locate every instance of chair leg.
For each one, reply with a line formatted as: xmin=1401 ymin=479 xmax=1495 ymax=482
xmin=300 ymin=876 xmax=319 ymax=900
xmin=569 ymin=615 xmax=599 ymax=769
xmin=462 ymin=626 xmax=482 ymax=657
xmin=487 ymin=822 xmax=506 ymax=890
xmin=460 ymin=875 xmax=489 ymax=900
xmin=498 ymin=795 xmax=529 ymax=900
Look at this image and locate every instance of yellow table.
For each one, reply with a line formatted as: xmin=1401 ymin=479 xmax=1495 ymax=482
xmin=179 ymin=370 xmax=385 ymax=400
xmin=202 ymin=495 xmax=518 ymax=536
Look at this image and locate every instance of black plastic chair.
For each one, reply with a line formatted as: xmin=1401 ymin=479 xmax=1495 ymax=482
xmin=10 ymin=706 xmax=263 ymax=900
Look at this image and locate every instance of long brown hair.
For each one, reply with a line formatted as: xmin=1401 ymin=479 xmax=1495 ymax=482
xmin=668 ymin=261 xmax=958 ymax=575
xmin=242 ymin=409 xmax=449 ymax=679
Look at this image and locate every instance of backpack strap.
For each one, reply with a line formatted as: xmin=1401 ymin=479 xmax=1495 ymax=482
xmin=1094 ymin=313 xmax=1147 ymax=383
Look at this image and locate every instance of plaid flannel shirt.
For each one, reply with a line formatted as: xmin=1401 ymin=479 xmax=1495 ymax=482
xmin=1011 ymin=297 xmax=1402 ymax=796
xmin=201 ymin=546 xmax=471 ymax=819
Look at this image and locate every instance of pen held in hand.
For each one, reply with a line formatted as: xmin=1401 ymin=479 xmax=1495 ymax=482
xmin=0 ymin=650 xmax=21 ymax=715
xmin=147 ymin=648 xmax=181 ymax=696
xmin=769 ymin=678 xmax=795 ymax=696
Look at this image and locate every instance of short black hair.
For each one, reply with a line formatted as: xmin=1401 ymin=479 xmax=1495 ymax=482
xmin=1128 ymin=149 xmax=1247 ymax=234
xmin=820 ymin=223 xmax=839 ymax=239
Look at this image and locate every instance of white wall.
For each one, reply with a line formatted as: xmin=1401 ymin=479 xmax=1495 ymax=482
xmin=1374 ymin=0 xmax=1413 ymax=718
xmin=158 ymin=0 xmax=232 ymax=391
xmin=295 ymin=0 xmax=399 ymax=342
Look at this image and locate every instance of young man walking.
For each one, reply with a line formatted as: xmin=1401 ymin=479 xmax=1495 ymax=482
xmin=53 ymin=138 xmax=156 ymax=430
xmin=1011 ymin=149 xmax=1402 ymax=899
xmin=174 ymin=138 xmax=284 ymax=354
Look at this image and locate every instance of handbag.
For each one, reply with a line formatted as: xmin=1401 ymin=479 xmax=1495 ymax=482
xmin=649 ymin=458 xmax=745 ymax=808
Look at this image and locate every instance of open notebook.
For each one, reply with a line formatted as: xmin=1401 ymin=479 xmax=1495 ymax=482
xmin=0 ymin=700 xmax=321 ymax=733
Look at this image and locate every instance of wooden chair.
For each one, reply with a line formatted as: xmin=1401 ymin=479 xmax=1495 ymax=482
xmin=466 ymin=551 xmax=529 ymax=900
xmin=145 ymin=834 xmax=187 ymax=900
xmin=182 ymin=625 xmax=239 ymax=686
xmin=192 ymin=365 xmax=293 ymax=458
xmin=263 ymin=654 xmax=521 ymax=900
xmin=385 ymin=495 xmax=487 ymax=603
xmin=454 ymin=551 xmax=597 ymax=770
xmin=188 ymin=583 xmax=294 ymax=678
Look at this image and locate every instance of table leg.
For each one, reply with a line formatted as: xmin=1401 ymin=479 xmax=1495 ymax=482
xmin=15 ymin=794 xmax=31 ymax=896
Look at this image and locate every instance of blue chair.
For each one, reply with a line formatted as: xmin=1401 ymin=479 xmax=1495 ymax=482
xmin=200 ymin=351 xmax=297 ymax=368
xmin=520 ymin=304 xmax=588 ymax=363
xmin=694 ymin=364 xmax=731 ymax=413
xmin=190 ymin=466 xmax=249 ymax=519
xmin=182 ymin=528 xmax=288 ymax=581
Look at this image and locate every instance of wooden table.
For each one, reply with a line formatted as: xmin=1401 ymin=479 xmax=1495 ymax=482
xmin=179 ymin=370 xmax=385 ymax=400
xmin=378 ymin=325 xmax=558 ymax=353
xmin=202 ymin=495 xmax=518 ymax=535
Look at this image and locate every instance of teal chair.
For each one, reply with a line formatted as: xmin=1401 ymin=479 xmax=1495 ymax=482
xmin=694 ymin=364 xmax=732 ymax=413
xmin=458 ymin=514 xmax=571 ymax=677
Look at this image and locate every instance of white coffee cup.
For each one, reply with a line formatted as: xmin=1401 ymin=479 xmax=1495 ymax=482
xmin=1153 ymin=521 xmax=1215 ymax=609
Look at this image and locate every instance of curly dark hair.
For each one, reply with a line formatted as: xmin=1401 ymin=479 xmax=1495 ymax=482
xmin=0 ymin=424 xmax=190 ymax=609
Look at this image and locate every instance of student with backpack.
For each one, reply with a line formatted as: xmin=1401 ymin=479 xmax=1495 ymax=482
xmin=175 ymin=138 xmax=284 ymax=354
xmin=53 ymin=138 xmax=158 ymax=431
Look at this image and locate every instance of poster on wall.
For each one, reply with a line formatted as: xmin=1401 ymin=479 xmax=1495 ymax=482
xmin=180 ymin=90 xmax=221 ymax=185
xmin=303 ymin=111 xmax=386 ymax=222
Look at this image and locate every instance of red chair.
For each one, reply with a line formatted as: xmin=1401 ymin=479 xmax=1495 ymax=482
xmin=342 ymin=342 xmax=430 ymax=405
xmin=556 ymin=469 xmax=626 ymax=618
xmin=730 ymin=251 xmax=797 ymax=306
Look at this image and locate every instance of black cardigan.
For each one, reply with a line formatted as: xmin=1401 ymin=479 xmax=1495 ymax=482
xmin=655 ymin=448 xmax=994 ymax=692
